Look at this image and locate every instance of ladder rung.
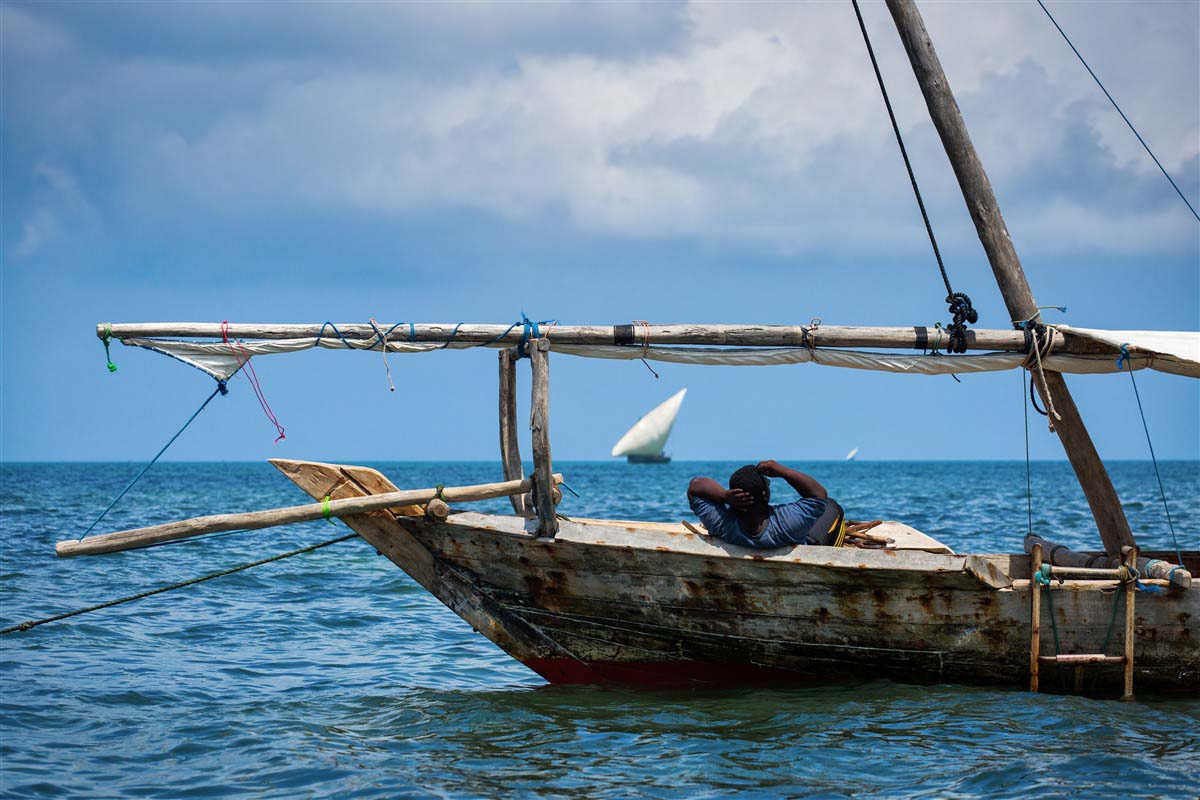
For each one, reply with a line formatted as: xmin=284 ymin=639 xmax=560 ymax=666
xmin=1045 ymin=566 xmax=1124 ymax=579
xmin=1038 ymin=654 xmax=1125 ymax=664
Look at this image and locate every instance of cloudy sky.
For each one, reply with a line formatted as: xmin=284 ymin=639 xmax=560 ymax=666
xmin=2 ymin=0 xmax=1197 ymax=465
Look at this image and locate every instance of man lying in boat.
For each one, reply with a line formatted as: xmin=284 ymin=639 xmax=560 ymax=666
xmin=687 ymin=460 xmax=845 ymax=548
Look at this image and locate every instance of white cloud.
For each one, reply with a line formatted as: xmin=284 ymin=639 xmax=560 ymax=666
xmin=7 ymin=163 xmax=93 ymax=260
xmin=4 ymin=1 xmax=1197 ymax=259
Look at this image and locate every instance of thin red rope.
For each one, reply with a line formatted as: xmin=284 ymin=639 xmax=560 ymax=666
xmin=222 ymin=320 xmax=286 ymax=443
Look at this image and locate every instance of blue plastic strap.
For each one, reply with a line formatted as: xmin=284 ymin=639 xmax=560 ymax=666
xmin=315 ymin=322 xmax=354 ymax=349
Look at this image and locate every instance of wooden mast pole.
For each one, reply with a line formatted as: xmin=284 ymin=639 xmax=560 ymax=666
xmin=885 ymin=0 xmax=1135 ymax=555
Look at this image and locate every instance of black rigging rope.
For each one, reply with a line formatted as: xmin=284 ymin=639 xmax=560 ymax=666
xmin=0 ymin=533 xmax=358 ymax=636
xmin=1036 ymin=0 xmax=1200 ymax=223
xmin=851 ymin=0 xmax=977 ymax=353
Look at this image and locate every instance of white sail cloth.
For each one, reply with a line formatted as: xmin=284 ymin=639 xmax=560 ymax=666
xmin=1055 ymin=326 xmax=1200 ymax=379
xmin=612 ymin=389 xmax=687 ymax=457
xmin=122 ymin=329 xmax=1199 ymax=382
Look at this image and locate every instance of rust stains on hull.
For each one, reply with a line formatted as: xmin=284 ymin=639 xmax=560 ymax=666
xmin=275 ymin=459 xmax=1200 ymax=693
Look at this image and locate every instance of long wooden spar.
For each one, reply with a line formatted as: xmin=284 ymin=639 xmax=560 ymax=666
xmin=886 ymin=0 xmax=1135 ymax=555
xmin=99 ymin=322 xmax=1115 ymax=355
xmin=56 ymin=471 xmax=563 ymax=557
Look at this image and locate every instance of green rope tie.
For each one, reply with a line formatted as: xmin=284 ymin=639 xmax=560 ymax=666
xmin=435 ymin=484 xmax=446 ymax=502
xmin=101 ymin=323 xmax=118 ymax=372
xmin=321 ymin=495 xmax=336 ymax=525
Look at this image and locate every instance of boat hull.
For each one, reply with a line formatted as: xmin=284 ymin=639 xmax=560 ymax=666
xmin=275 ymin=460 xmax=1199 ymax=694
xmin=626 ymin=454 xmax=671 ymax=464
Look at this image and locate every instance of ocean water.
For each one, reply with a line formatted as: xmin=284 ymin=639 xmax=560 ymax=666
xmin=1 ymin=460 xmax=1197 ymax=799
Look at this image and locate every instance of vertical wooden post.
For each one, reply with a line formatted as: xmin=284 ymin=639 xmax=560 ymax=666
xmin=1029 ymin=542 xmax=1042 ymax=692
xmin=1122 ymin=545 xmax=1138 ymax=701
xmin=885 ymin=0 xmax=1135 ymax=557
xmin=528 ymin=339 xmax=559 ymax=537
xmin=498 ymin=349 xmax=527 ymax=516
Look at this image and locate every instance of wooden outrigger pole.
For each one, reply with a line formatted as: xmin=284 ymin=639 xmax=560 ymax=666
xmin=885 ymin=0 xmax=1135 ymax=556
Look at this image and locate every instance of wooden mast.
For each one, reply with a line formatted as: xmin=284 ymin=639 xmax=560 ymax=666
xmin=885 ymin=0 xmax=1135 ymax=555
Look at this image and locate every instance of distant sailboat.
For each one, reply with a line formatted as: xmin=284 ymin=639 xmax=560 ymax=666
xmin=611 ymin=389 xmax=687 ymax=464
xmin=846 ymin=447 xmax=860 ymax=461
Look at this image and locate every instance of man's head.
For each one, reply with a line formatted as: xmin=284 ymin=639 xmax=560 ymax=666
xmin=729 ymin=464 xmax=770 ymax=506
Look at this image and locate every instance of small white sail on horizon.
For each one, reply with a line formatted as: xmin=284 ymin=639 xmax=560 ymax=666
xmin=611 ymin=389 xmax=687 ymax=459
xmin=846 ymin=447 xmax=859 ymax=461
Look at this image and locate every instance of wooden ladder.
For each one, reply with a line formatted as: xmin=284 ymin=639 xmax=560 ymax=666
xmin=1029 ymin=543 xmax=1138 ymax=700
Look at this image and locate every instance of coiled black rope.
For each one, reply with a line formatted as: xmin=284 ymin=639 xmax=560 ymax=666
xmin=851 ymin=0 xmax=977 ymax=353
xmin=0 ymin=533 xmax=357 ymax=636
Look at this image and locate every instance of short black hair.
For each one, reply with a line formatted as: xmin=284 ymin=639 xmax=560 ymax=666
xmin=729 ymin=464 xmax=769 ymax=500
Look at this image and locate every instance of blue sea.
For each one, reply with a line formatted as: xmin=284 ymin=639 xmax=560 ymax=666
xmin=2 ymin=460 xmax=1197 ymax=799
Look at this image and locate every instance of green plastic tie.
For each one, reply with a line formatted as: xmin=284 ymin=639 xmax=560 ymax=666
xmin=435 ymin=484 xmax=446 ymax=502
xmin=322 ymin=495 xmax=336 ymax=525
xmin=101 ymin=323 xmax=118 ymax=372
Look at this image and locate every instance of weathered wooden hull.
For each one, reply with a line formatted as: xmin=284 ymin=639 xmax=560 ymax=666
xmin=276 ymin=460 xmax=1199 ymax=693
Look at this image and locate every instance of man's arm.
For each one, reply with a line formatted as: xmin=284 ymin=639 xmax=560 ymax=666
xmin=756 ymin=460 xmax=827 ymax=499
xmin=688 ymin=477 xmax=753 ymax=509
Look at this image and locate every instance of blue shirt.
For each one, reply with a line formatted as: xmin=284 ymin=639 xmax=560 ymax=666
xmin=689 ymin=495 xmax=829 ymax=549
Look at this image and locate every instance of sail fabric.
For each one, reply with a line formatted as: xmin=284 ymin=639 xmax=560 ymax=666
xmin=612 ymin=389 xmax=687 ymax=457
xmin=121 ymin=330 xmax=1195 ymax=381
xmin=1056 ymin=326 xmax=1200 ymax=379
xmin=122 ymin=337 xmax=479 ymax=381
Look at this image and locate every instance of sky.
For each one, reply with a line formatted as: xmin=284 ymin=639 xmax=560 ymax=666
xmin=1 ymin=0 xmax=1197 ymax=464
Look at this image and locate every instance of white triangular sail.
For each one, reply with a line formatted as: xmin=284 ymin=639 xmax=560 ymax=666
xmin=846 ymin=447 xmax=859 ymax=461
xmin=612 ymin=389 xmax=687 ymax=458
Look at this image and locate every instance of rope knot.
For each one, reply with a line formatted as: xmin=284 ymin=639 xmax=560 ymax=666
xmin=944 ymin=292 xmax=977 ymax=354
xmin=1116 ymin=343 xmax=1132 ymax=371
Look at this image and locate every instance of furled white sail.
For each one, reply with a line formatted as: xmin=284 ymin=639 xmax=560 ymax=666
xmin=1055 ymin=326 xmax=1200 ymax=379
xmin=611 ymin=389 xmax=687 ymax=458
xmin=119 ymin=326 xmax=1200 ymax=382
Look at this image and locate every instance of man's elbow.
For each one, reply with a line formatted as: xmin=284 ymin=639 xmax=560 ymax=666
xmin=687 ymin=477 xmax=704 ymax=497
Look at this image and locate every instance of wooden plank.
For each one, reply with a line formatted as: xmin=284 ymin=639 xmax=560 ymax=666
xmin=98 ymin=322 xmax=1103 ymax=354
xmin=498 ymin=348 xmax=526 ymax=515
xmin=1039 ymin=654 xmax=1124 ymax=664
xmin=528 ymin=339 xmax=558 ymax=537
xmin=56 ymin=468 xmax=560 ymax=556
xmin=885 ymin=0 xmax=1135 ymax=556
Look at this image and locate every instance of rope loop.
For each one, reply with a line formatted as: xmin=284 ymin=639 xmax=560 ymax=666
xmin=369 ymin=317 xmax=397 ymax=392
xmin=314 ymin=321 xmax=354 ymax=350
xmin=322 ymin=495 xmax=336 ymax=524
xmin=632 ymin=320 xmax=660 ymax=378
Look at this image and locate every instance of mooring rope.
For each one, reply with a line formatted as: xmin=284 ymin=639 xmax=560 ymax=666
xmin=1117 ymin=344 xmax=1184 ymax=565
xmin=1035 ymin=0 xmax=1199 ymax=223
xmin=0 ymin=533 xmax=358 ymax=636
xmin=79 ymin=380 xmax=228 ymax=541
xmin=850 ymin=0 xmax=976 ymax=353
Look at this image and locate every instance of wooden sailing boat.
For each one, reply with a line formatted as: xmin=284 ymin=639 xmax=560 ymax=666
xmin=612 ymin=389 xmax=686 ymax=464
xmin=60 ymin=0 xmax=1197 ymax=695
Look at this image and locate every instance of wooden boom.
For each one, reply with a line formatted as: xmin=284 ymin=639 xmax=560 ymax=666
xmin=55 ymin=472 xmax=563 ymax=558
xmin=98 ymin=322 xmax=1111 ymax=355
